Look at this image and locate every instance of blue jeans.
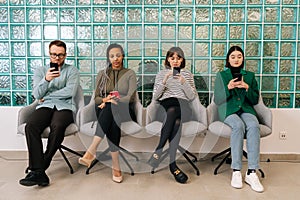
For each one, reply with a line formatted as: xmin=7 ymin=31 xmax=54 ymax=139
xmin=224 ymin=113 xmax=260 ymax=170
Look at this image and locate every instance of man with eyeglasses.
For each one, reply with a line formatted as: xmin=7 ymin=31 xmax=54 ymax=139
xmin=19 ymin=40 xmax=79 ymax=187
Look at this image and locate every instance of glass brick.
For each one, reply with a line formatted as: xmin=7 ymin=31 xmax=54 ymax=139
xmin=279 ymin=76 xmax=293 ymax=91
xmin=128 ymin=0 xmax=141 ymax=4
xmin=295 ymin=94 xmax=300 ymax=108
xmin=11 ymin=8 xmax=25 ymax=22
xmin=66 ymin=42 xmax=75 ymax=56
xmin=278 ymin=93 xmax=293 ymax=108
xmin=0 ymin=59 xmax=9 ymax=73
xmin=280 ymin=60 xmax=294 ymax=74
xmin=213 ymin=0 xmax=227 ymax=4
xmin=0 ymin=25 xmax=9 ymax=39
xmin=263 ymin=59 xmax=277 ymax=73
xmin=28 ymin=59 xmax=43 ymax=74
xmin=195 ymin=25 xmax=209 ymax=39
xmin=93 ymin=8 xmax=107 ymax=22
xmin=10 ymin=0 xmax=24 ymax=5
xmin=230 ymin=0 xmax=243 ymax=3
xmin=282 ymin=7 xmax=296 ymax=22
xmin=0 ymin=8 xmax=8 ymax=23
xmin=128 ymin=8 xmax=141 ymax=22
xmin=77 ymin=8 xmax=91 ymax=22
xmin=0 ymin=76 xmax=10 ymax=89
xmin=213 ymin=25 xmax=226 ymax=39
xmin=179 ymin=8 xmax=193 ymax=23
xmin=28 ymin=42 xmax=42 ymax=57
xmin=110 ymin=8 xmax=125 ymax=22
xmin=179 ymin=0 xmax=193 ymax=4
xmin=246 ymin=42 xmax=260 ymax=57
xmin=262 ymin=76 xmax=277 ymax=91
xmin=229 ymin=8 xmax=244 ymax=22
xmin=247 ymin=0 xmax=261 ymax=3
xmin=111 ymin=25 xmax=125 ymax=39
xmin=93 ymin=0 xmax=107 ymax=4
xmin=161 ymin=43 xmax=176 ymax=56
xmin=144 ymin=25 xmax=158 ymax=39
xmin=93 ymin=42 xmax=107 ymax=57
xmin=161 ymin=8 xmax=176 ymax=22
xmin=78 ymin=0 xmax=91 ymax=4
xmin=111 ymin=0 xmax=125 ymax=4
xmin=178 ymin=26 xmax=192 ymax=39
xmin=145 ymin=8 xmax=159 ymax=22
xmin=78 ymin=59 xmax=92 ymax=73
xmin=245 ymin=59 xmax=260 ymax=73
xmin=128 ymin=25 xmax=142 ymax=39
xmin=60 ymin=26 xmax=74 ymax=39
xmin=263 ymin=42 xmax=278 ymax=57
xmin=0 ymin=92 xmax=11 ymax=106
xmin=80 ymin=76 xmax=93 ymax=90
xmin=60 ymin=9 xmax=75 ymax=22
xmin=195 ymin=0 xmax=210 ymax=3
xmin=94 ymin=60 xmax=107 ymax=72
xmin=144 ymin=43 xmax=159 ymax=57
xmin=13 ymin=92 xmax=27 ymax=106
xmin=44 ymin=25 xmax=58 ymax=39
xmin=12 ymin=59 xmax=26 ymax=73
xmin=0 ymin=0 xmax=7 ymax=5
xmin=27 ymin=0 xmax=41 ymax=5
xmin=145 ymin=0 xmax=158 ymax=4
xmin=178 ymin=42 xmax=192 ymax=57
xmin=162 ymin=0 xmax=175 ymax=4
xmin=27 ymin=25 xmax=41 ymax=39
xmin=281 ymin=42 xmax=295 ymax=57
xmin=230 ymin=25 xmax=243 ymax=39
xmin=247 ymin=8 xmax=261 ymax=22
xmin=94 ymin=25 xmax=108 ymax=39
xmin=296 ymin=77 xmax=300 ymax=91
xmin=265 ymin=7 xmax=279 ymax=22
xmin=281 ymin=25 xmax=295 ymax=40
xmin=213 ymin=8 xmax=227 ymax=22
xmin=128 ymin=43 xmax=142 ymax=57
xmin=43 ymin=8 xmax=58 ymax=22
xmin=27 ymin=9 xmax=41 ymax=22
xmin=195 ymin=43 xmax=209 ymax=57
xmin=77 ymin=26 xmax=91 ymax=39
xmin=195 ymin=8 xmax=209 ymax=22
xmin=161 ymin=25 xmax=175 ymax=39
xmin=12 ymin=42 xmax=25 ymax=57
xmin=61 ymin=0 xmax=75 ymax=5
xmin=12 ymin=76 xmax=26 ymax=89
xmin=212 ymin=43 xmax=226 ymax=57
xmin=77 ymin=42 xmax=92 ymax=57
xmin=283 ymin=0 xmax=297 ymax=4
xmin=28 ymin=75 xmax=34 ymax=89
xmin=195 ymin=60 xmax=209 ymax=73
xmin=246 ymin=25 xmax=260 ymax=40
xmin=263 ymin=25 xmax=278 ymax=39
xmin=261 ymin=93 xmax=276 ymax=108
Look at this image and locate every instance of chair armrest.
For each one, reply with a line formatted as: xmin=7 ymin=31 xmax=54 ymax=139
xmin=77 ymin=99 xmax=97 ymax=127
xmin=207 ymin=101 xmax=219 ymax=124
xmin=18 ymin=101 xmax=38 ymax=127
xmin=134 ymin=100 xmax=143 ymax=126
xmin=145 ymin=100 xmax=160 ymax=125
xmin=254 ymin=102 xmax=272 ymax=129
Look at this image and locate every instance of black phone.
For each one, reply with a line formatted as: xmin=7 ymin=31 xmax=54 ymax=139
xmin=233 ymin=73 xmax=242 ymax=82
xmin=50 ymin=62 xmax=59 ymax=72
xmin=173 ymin=67 xmax=181 ymax=76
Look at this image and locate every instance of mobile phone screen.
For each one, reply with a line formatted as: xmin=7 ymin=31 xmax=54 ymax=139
xmin=173 ymin=67 xmax=181 ymax=76
xmin=233 ymin=73 xmax=242 ymax=82
xmin=50 ymin=62 xmax=59 ymax=72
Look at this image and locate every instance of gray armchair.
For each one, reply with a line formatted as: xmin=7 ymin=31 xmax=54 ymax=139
xmin=77 ymin=92 xmax=143 ymax=175
xmin=207 ymin=94 xmax=272 ymax=176
xmin=17 ymin=86 xmax=84 ymax=174
xmin=145 ymin=95 xmax=207 ymax=175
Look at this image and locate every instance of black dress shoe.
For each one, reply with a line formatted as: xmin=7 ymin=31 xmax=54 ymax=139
xmin=19 ymin=170 xmax=49 ymax=187
xmin=148 ymin=153 xmax=160 ymax=168
xmin=172 ymin=168 xmax=188 ymax=184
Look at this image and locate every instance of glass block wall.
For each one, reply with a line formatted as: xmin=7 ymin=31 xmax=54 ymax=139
xmin=0 ymin=0 xmax=299 ymax=108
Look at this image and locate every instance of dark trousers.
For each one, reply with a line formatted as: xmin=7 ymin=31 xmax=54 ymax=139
xmin=25 ymin=107 xmax=74 ymax=171
xmin=95 ymin=102 xmax=136 ymax=152
xmin=155 ymin=98 xmax=191 ymax=165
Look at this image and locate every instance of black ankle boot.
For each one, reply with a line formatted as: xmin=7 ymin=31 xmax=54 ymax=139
xmin=19 ymin=170 xmax=49 ymax=187
xmin=148 ymin=152 xmax=161 ymax=168
xmin=171 ymin=167 xmax=188 ymax=184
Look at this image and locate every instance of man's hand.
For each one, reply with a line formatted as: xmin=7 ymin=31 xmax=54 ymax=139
xmin=45 ymin=68 xmax=60 ymax=82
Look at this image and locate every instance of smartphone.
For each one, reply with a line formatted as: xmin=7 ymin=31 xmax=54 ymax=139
xmin=173 ymin=67 xmax=181 ymax=76
xmin=233 ymin=73 xmax=242 ymax=82
xmin=109 ymin=91 xmax=120 ymax=99
xmin=50 ymin=62 xmax=59 ymax=72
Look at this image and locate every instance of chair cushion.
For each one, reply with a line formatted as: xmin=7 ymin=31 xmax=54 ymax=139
xmin=18 ymin=123 xmax=78 ymax=138
xmin=145 ymin=121 xmax=207 ymax=137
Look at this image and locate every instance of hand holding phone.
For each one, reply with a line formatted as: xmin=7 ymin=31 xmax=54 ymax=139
xmin=109 ymin=91 xmax=120 ymax=99
xmin=173 ymin=67 xmax=181 ymax=77
xmin=233 ymin=73 xmax=242 ymax=82
xmin=50 ymin=62 xmax=59 ymax=72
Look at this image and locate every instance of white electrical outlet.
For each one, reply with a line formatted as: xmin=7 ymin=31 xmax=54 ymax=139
xmin=279 ymin=131 xmax=287 ymax=140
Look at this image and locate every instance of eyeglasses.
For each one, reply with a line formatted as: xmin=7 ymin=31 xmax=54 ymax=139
xmin=50 ymin=53 xmax=66 ymax=59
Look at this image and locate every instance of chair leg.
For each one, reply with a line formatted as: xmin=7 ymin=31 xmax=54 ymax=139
xmin=86 ymin=148 xmax=110 ymax=175
xmin=213 ymin=151 xmax=231 ymax=175
xmin=119 ymin=151 xmax=134 ymax=176
xmin=58 ymin=147 xmax=74 ymax=174
xmin=60 ymin=145 xmax=83 ymax=157
xmin=119 ymin=146 xmax=139 ymax=161
xmin=178 ymin=146 xmax=200 ymax=176
xmin=211 ymin=147 xmax=231 ymax=162
xmin=150 ymin=149 xmax=169 ymax=174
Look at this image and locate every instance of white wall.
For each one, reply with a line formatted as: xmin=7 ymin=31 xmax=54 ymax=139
xmin=1 ymin=107 xmax=299 ymax=154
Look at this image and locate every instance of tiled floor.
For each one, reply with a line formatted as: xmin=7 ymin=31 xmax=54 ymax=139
xmin=1 ymin=151 xmax=300 ymax=200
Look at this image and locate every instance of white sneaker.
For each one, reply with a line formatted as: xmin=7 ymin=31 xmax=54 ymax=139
xmin=231 ymin=171 xmax=243 ymax=189
xmin=245 ymin=172 xmax=264 ymax=193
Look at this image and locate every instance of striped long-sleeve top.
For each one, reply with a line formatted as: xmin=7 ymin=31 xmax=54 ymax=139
xmin=153 ymin=68 xmax=197 ymax=101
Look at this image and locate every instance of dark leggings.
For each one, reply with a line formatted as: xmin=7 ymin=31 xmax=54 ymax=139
xmin=95 ymin=102 xmax=135 ymax=152
xmin=155 ymin=98 xmax=191 ymax=166
xmin=25 ymin=107 xmax=74 ymax=171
